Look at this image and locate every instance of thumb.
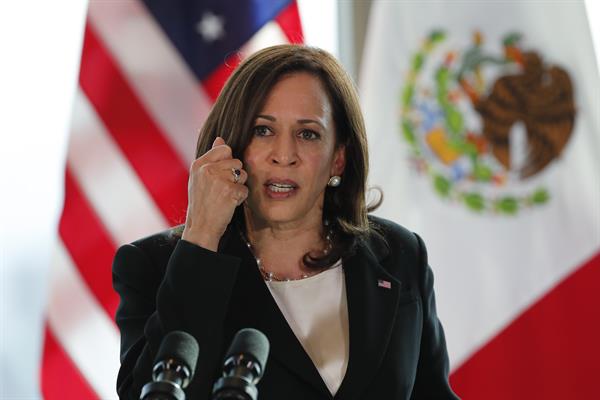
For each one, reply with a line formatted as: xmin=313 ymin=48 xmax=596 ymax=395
xmin=212 ymin=136 xmax=226 ymax=148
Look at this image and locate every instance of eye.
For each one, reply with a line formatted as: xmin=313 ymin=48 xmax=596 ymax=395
xmin=253 ymin=125 xmax=272 ymax=137
xmin=298 ymin=129 xmax=320 ymax=140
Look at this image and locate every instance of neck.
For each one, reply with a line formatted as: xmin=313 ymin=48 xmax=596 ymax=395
xmin=242 ymin=206 xmax=327 ymax=278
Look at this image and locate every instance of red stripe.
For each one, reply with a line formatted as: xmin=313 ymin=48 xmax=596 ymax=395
xmin=275 ymin=1 xmax=304 ymax=43
xmin=450 ymin=250 xmax=600 ymax=399
xmin=41 ymin=325 xmax=99 ymax=400
xmin=201 ymin=53 xmax=242 ymax=102
xmin=59 ymin=168 xmax=119 ymax=317
xmin=79 ymin=22 xmax=188 ymax=225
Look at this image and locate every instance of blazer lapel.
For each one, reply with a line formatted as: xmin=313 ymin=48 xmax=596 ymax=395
xmin=334 ymin=236 xmax=402 ymax=400
xmin=220 ymin=226 xmax=331 ymax=397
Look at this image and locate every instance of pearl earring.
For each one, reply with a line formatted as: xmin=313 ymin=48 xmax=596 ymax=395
xmin=327 ymin=175 xmax=341 ymax=187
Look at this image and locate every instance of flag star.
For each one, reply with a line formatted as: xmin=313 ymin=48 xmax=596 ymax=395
xmin=196 ymin=11 xmax=225 ymax=42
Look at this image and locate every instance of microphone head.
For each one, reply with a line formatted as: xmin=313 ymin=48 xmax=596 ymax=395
xmin=225 ymin=328 xmax=270 ymax=376
xmin=155 ymin=330 xmax=200 ymax=381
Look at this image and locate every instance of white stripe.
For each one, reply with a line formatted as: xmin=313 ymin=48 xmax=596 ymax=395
xmin=240 ymin=21 xmax=290 ymax=57
xmin=69 ymin=89 xmax=169 ymax=245
xmin=88 ymin=0 xmax=211 ymax=165
xmin=47 ymin=240 xmax=120 ymax=400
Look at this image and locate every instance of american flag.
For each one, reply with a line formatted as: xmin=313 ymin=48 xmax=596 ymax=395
xmin=43 ymin=1 xmax=303 ymax=398
xmin=377 ymin=279 xmax=391 ymax=289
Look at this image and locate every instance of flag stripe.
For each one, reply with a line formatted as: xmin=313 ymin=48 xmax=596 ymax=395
xmin=47 ymin=240 xmax=120 ymax=400
xmin=79 ymin=23 xmax=189 ymax=225
xmin=41 ymin=326 xmax=99 ymax=400
xmin=69 ymin=89 xmax=169 ymax=245
xmin=274 ymin=0 xmax=304 ymax=43
xmin=87 ymin=1 xmax=211 ymax=165
xmin=240 ymin=21 xmax=290 ymax=58
xmin=59 ymin=168 xmax=118 ymax=317
xmin=201 ymin=53 xmax=242 ymax=102
xmin=450 ymin=250 xmax=600 ymax=399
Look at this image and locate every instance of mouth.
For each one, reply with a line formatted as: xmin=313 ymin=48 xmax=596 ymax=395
xmin=264 ymin=179 xmax=299 ymax=198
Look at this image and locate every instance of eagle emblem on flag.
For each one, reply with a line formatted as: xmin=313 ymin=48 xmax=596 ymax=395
xmin=400 ymin=30 xmax=576 ymax=214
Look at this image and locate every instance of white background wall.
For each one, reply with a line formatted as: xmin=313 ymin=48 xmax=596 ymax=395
xmin=0 ymin=2 xmax=88 ymax=397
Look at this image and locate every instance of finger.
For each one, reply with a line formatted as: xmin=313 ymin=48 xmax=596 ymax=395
xmin=208 ymin=143 xmax=233 ymax=160
xmin=196 ymin=144 xmax=233 ymax=165
xmin=212 ymin=136 xmax=226 ymax=148
xmin=194 ymin=158 xmax=242 ymax=177
xmin=196 ymin=160 xmax=245 ymax=185
xmin=232 ymin=184 xmax=249 ymax=206
xmin=212 ymin=165 xmax=248 ymax=185
xmin=219 ymin=180 xmax=248 ymax=204
xmin=225 ymin=168 xmax=248 ymax=185
xmin=234 ymin=168 xmax=248 ymax=185
xmin=211 ymin=158 xmax=243 ymax=171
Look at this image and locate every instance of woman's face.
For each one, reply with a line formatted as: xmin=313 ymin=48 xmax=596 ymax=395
xmin=243 ymin=72 xmax=345 ymax=228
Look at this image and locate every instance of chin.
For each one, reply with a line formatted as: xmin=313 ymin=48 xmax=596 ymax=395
xmin=260 ymin=207 xmax=301 ymax=225
xmin=245 ymin=189 xmax=324 ymax=227
xmin=246 ymin=202 xmax=305 ymax=226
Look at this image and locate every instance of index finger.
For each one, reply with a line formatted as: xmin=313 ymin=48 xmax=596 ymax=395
xmin=199 ymin=142 xmax=233 ymax=163
xmin=212 ymin=136 xmax=226 ymax=148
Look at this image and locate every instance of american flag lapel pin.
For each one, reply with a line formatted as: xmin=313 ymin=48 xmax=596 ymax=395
xmin=377 ymin=279 xmax=392 ymax=289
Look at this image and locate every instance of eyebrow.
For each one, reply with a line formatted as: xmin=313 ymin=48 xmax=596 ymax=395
xmin=256 ymin=114 xmax=325 ymax=129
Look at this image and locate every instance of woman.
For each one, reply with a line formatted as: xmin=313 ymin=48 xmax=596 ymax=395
xmin=113 ymin=44 xmax=459 ymax=399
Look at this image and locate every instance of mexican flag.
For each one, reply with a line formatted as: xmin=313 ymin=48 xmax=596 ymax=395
xmin=360 ymin=1 xmax=600 ymax=398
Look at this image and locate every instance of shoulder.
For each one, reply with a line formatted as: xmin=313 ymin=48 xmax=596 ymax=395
xmin=366 ymin=215 xmax=422 ymax=260
xmin=130 ymin=225 xmax=183 ymax=257
xmin=113 ymin=225 xmax=183 ymax=279
xmin=364 ymin=215 xmax=427 ymax=283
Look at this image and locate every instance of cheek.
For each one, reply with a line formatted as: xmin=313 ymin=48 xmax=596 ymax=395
xmin=244 ymin=163 xmax=261 ymax=190
xmin=242 ymin=149 xmax=260 ymax=180
xmin=306 ymin=152 xmax=335 ymax=184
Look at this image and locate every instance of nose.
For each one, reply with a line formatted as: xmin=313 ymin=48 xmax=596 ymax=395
xmin=270 ymin=133 xmax=298 ymax=166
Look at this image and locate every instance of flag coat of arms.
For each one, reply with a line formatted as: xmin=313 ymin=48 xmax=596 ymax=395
xmin=361 ymin=1 xmax=600 ymax=398
xmin=43 ymin=1 xmax=303 ymax=398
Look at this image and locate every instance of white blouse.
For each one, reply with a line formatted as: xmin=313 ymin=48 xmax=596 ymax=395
xmin=265 ymin=261 xmax=349 ymax=395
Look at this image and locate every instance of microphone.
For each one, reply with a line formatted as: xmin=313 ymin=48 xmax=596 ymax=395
xmin=212 ymin=328 xmax=270 ymax=400
xmin=140 ymin=331 xmax=199 ymax=400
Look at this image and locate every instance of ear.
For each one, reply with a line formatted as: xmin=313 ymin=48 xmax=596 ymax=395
xmin=331 ymin=145 xmax=346 ymax=176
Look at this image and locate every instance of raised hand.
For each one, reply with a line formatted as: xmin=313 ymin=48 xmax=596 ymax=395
xmin=182 ymin=137 xmax=248 ymax=251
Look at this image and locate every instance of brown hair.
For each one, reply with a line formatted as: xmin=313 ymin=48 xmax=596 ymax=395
xmin=196 ymin=44 xmax=380 ymax=266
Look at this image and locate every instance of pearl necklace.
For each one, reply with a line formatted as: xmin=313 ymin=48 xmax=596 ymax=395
xmin=239 ymin=227 xmax=333 ymax=282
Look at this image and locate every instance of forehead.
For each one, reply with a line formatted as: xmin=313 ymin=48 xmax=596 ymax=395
xmin=259 ymin=72 xmax=332 ymax=118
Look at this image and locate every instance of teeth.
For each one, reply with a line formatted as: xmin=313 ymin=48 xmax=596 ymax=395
xmin=271 ymin=183 xmax=293 ymax=188
xmin=268 ymin=183 xmax=295 ymax=192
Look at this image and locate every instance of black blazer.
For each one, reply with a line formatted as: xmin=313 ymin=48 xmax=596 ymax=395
xmin=113 ymin=216 xmax=459 ymax=399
